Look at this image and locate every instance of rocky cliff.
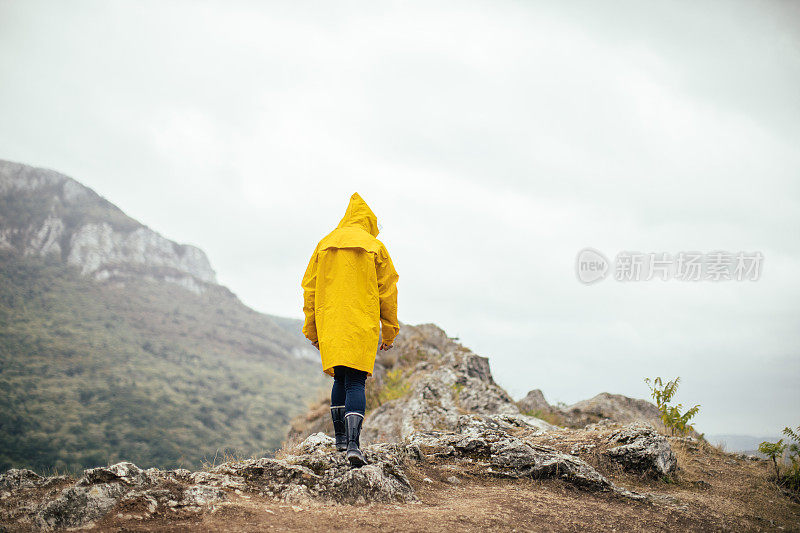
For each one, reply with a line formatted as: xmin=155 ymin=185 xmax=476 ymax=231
xmin=0 ymin=160 xmax=216 ymax=294
xmin=287 ymin=323 xmax=666 ymax=445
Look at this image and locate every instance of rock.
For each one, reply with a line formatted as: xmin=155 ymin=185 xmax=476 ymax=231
xmin=0 ymin=469 xmax=43 ymax=491
xmin=78 ymin=461 xmax=147 ymax=486
xmin=25 ymin=214 xmax=63 ymax=258
xmin=288 ymin=324 xmax=556 ymax=446
xmin=603 ymin=423 xmax=677 ymax=477
xmin=210 ymin=434 xmax=417 ymax=505
xmin=517 ymin=389 xmax=554 ymax=414
xmin=296 ymin=432 xmax=337 ymax=453
xmin=289 ymin=325 xmax=660 ymax=449
xmin=363 ymin=329 xmax=525 ymax=443
xmin=145 ymin=467 xmax=193 ymax=484
xmin=559 ymin=393 xmax=661 ymax=428
xmin=692 ymin=480 xmax=712 ymax=489
xmin=179 ymin=485 xmax=227 ymax=508
xmin=189 ymin=471 xmax=248 ymax=491
xmin=409 ymin=415 xmax=644 ymax=500
xmin=117 ymin=491 xmax=159 ymax=518
xmin=36 ymin=482 xmax=127 ymax=530
xmin=329 ymin=463 xmax=415 ymax=504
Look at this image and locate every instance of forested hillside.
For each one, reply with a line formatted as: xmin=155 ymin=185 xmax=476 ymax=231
xmin=0 ymin=161 xmax=326 ymax=474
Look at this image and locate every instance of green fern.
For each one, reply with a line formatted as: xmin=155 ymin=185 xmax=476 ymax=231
xmin=644 ymin=376 xmax=700 ymax=436
xmin=780 ymin=425 xmax=800 ymax=491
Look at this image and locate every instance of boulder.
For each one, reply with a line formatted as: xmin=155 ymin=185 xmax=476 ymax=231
xmin=0 ymin=469 xmax=43 ymax=491
xmin=517 ymin=389 xmax=554 ymax=414
xmin=409 ymin=415 xmax=644 ymax=500
xmin=602 ymin=423 xmax=677 ymax=477
xmin=365 ymin=347 xmax=521 ymax=443
xmin=36 ymin=482 xmax=128 ymax=530
xmin=78 ymin=461 xmax=147 ymax=487
xmin=207 ymin=433 xmax=416 ymax=505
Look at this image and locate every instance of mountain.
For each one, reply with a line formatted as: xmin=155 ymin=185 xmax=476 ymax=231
xmin=705 ymin=434 xmax=779 ymax=452
xmin=0 ymin=160 xmax=215 ymax=294
xmin=705 ymin=434 xmax=783 ymax=460
xmin=0 ymin=159 xmax=326 ymax=474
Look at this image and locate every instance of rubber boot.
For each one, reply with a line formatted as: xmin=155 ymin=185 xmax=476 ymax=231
xmin=330 ymin=406 xmax=347 ymax=452
xmin=345 ymin=412 xmax=367 ymax=467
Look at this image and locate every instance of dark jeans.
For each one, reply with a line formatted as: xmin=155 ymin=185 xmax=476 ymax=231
xmin=331 ymin=365 xmax=368 ymax=416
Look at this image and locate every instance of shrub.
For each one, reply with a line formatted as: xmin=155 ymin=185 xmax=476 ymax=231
xmin=376 ymin=368 xmax=410 ymax=405
xmin=644 ymin=376 xmax=700 ymax=436
xmin=760 ymin=425 xmax=800 ymax=494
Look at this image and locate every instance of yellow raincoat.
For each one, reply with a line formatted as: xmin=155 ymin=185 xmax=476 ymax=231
xmin=301 ymin=193 xmax=399 ymax=377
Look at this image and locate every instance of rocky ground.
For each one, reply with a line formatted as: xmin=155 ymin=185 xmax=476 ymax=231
xmin=1 ymin=416 xmax=798 ymax=531
xmin=2 ymin=323 xmax=798 ymax=531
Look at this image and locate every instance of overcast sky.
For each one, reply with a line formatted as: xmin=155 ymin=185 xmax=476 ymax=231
xmin=1 ymin=0 xmax=798 ymax=437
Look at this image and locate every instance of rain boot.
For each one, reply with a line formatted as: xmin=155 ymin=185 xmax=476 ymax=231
xmin=330 ymin=406 xmax=347 ymax=452
xmin=345 ymin=412 xmax=367 ymax=467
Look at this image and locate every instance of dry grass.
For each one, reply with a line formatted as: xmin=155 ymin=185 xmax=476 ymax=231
xmin=200 ymin=448 xmax=266 ymax=471
xmin=520 ymin=408 xmax=566 ymax=427
xmin=273 ymin=435 xmax=303 ymax=460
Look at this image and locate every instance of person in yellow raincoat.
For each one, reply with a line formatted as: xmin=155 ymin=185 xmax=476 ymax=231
xmin=301 ymin=192 xmax=399 ymax=467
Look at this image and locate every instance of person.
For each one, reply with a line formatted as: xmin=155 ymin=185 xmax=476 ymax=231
xmin=301 ymin=192 xmax=399 ymax=467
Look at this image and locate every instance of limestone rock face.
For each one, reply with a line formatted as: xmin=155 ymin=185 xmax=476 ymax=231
xmin=0 ymin=159 xmax=217 ymax=294
xmin=66 ymin=222 xmax=216 ymax=292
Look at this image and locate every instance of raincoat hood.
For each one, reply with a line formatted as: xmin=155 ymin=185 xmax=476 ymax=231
xmin=302 ymin=191 xmax=399 ymax=377
xmin=337 ymin=192 xmax=379 ymax=237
